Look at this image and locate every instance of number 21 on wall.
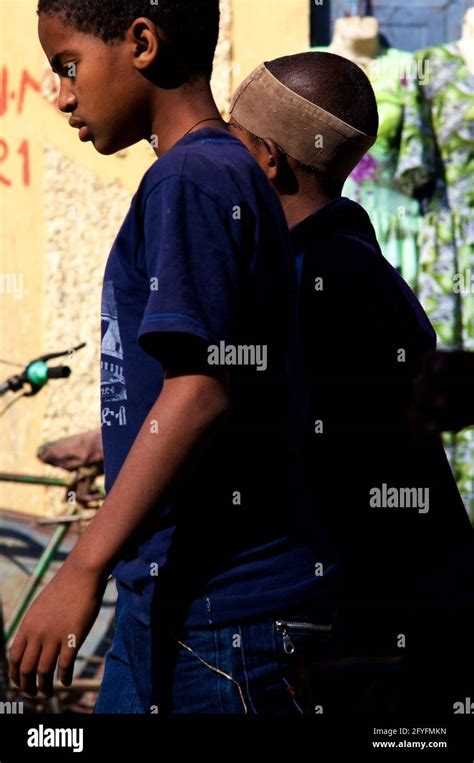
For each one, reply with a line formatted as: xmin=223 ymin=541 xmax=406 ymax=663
xmin=0 ymin=138 xmax=31 ymax=187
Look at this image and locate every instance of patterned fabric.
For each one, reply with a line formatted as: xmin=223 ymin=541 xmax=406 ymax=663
xmin=311 ymin=46 xmax=432 ymax=290
xmin=415 ymin=42 xmax=474 ymax=520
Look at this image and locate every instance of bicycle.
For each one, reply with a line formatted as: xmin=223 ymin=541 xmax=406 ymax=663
xmin=0 ymin=345 xmax=115 ymax=713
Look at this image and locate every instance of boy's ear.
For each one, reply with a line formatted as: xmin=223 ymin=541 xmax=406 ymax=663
xmin=127 ymin=17 xmax=162 ymax=70
xmin=259 ymin=138 xmax=286 ymax=183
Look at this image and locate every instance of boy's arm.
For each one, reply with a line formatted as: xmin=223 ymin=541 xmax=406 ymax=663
xmin=68 ymin=370 xmax=229 ymax=575
xmin=9 ymin=367 xmax=229 ymax=699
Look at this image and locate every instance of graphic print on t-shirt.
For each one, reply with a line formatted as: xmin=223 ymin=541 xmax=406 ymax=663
xmin=101 ymin=280 xmax=127 ymax=403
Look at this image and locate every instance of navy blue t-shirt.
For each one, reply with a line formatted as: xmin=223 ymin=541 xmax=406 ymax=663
xmin=100 ymin=129 xmax=340 ymax=627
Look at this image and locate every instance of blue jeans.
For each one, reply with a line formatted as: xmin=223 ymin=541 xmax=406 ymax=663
xmin=94 ymin=593 xmax=340 ymax=714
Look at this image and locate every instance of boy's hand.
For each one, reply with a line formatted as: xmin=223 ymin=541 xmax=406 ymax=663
xmin=37 ymin=430 xmax=104 ymax=472
xmin=8 ymin=561 xmax=107 ymax=698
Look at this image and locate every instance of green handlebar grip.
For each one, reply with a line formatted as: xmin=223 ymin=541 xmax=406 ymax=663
xmin=26 ymin=361 xmax=49 ymax=387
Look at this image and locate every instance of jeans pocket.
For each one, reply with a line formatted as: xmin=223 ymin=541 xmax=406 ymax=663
xmin=274 ymin=618 xmax=333 ymax=656
xmin=272 ymin=614 xmax=340 ymax=713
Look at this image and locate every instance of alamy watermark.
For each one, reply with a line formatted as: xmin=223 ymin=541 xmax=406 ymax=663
xmin=453 ymin=698 xmax=474 ymax=713
xmin=369 ymin=483 xmax=430 ymax=513
xmin=0 ymin=700 xmax=24 ymax=714
xmin=207 ymin=341 xmax=267 ymax=372
xmin=453 ymin=268 xmax=473 ymax=294
xmin=0 ymin=273 xmax=24 ymax=300
xmin=27 ymin=725 xmax=83 ymax=753
xmin=370 ymin=57 xmax=431 ymax=86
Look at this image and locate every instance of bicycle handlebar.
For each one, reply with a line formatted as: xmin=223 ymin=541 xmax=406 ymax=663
xmin=0 ymin=343 xmax=85 ymax=398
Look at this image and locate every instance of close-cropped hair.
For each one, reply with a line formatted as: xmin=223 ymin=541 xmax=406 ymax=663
xmin=37 ymin=0 xmax=220 ymax=79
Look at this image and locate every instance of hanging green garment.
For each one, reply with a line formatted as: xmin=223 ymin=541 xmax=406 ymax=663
xmin=415 ymin=42 xmax=474 ymax=521
xmin=311 ymin=46 xmax=433 ymax=290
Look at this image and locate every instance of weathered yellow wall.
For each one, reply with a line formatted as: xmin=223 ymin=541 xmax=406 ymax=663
xmin=0 ymin=0 xmax=307 ymax=516
xmin=0 ymin=0 xmax=232 ymax=515
xmin=231 ymin=0 xmax=309 ymax=91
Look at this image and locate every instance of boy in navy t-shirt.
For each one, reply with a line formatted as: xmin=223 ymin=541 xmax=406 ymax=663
xmin=230 ymin=52 xmax=474 ymax=712
xmin=8 ymin=3 xmax=340 ymax=713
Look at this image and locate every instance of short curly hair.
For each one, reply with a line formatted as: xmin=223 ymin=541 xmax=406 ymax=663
xmin=37 ymin=0 xmax=220 ymax=78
